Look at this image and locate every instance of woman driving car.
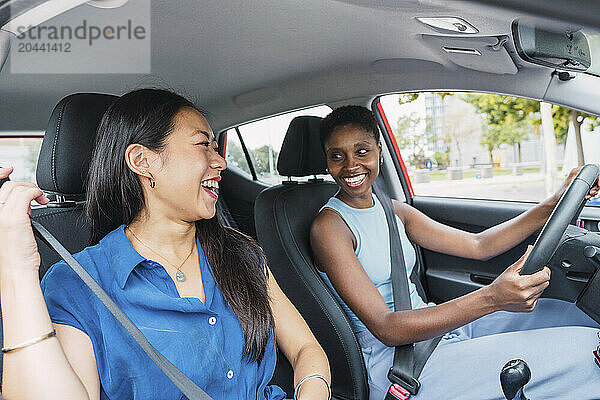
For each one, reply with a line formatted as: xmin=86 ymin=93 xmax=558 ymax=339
xmin=311 ymin=105 xmax=600 ymax=399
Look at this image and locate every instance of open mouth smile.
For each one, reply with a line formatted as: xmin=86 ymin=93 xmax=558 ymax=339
xmin=342 ymin=173 xmax=367 ymax=188
xmin=201 ymin=176 xmax=220 ymax=200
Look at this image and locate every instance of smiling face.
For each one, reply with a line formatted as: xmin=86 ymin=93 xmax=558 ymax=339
xmin=324 ymin=123 xmax=382 ymax=208
xmin=145 ymin=107 xmax=227 ymax=221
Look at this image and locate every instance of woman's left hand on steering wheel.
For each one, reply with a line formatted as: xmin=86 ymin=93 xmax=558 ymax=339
xmin=552 ymin=165 xmax=600 ymax=204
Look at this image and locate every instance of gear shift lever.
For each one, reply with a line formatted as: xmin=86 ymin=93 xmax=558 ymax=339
xmin=500 ymin=359 xmax=531 ymax=400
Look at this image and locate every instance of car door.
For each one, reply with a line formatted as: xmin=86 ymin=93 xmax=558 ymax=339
xmin=374 ymin=92 xmax=600 ymax=304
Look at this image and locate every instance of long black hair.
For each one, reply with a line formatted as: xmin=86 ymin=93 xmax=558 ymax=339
xmin=86 ymin=88 xmax=274 ymax=363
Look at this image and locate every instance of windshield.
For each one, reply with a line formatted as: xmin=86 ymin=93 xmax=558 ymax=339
xmin=585 ymin=29 xmax=600 ymax=77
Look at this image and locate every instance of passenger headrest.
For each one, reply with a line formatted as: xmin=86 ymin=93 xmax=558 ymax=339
xmin=36 ymin=93 xmax=118 ymax=196
xmin=277 ymin=116 xmax=327 ymax=177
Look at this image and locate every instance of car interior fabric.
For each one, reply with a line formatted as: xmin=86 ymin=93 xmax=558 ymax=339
xmin=255 ymin=115 xmax=369 ymax=399
xmin=7 ymin=1 xmax=599 ymax=134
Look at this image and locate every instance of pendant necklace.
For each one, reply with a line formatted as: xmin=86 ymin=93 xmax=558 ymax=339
xmin=127 ymin=227 xmax=195 ymax=282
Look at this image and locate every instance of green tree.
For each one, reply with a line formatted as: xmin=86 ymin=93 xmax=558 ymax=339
xmin=463 ymin=93 xmax=535 ymax=161
xmin=398 ymin=91 xmax=600 ymax=167
xmin=480 ymin=125 xmax=502 ymax=163
xmin=225 ymin=140 xmax=252 ymax=175
xmin=554 ymin=107 xmax=599 ymax=165
xmin=398 ymin=92 xmax=452 ymax=106
xmin=463 ymin=93 xmax=599 ymax=166
xmin=398 ymin=93 xmax=419 ymax=105
xmin=252 ymin=145 xmax=279 ymax=176
xmin=395 ymin=113 xmax=427 ymax=168
xmin=433 ymin=151 xmax=449 ymax=169
xmin=502 ymin=118 xmax=531 ymax=162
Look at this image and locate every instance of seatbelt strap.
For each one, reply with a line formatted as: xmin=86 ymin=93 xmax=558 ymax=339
xmin=372 ymin=178 xmax=441 ymax=398
xmin=31 ymin=220 xmax=214 ymax=400
xmin=372 ymin=179 xmax=419 ymax=396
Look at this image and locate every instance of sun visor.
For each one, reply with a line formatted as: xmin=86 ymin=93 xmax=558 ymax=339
xmin=421 ymin=34 xmax=518 ymax=75
xmin=1 ymin=0 xmax=87 ymax=35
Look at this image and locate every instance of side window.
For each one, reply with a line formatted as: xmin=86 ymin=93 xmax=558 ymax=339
xmin=223 ymin=129 xmax=253 ymax=178
xmin=378 ymin=92 xmax=600 ymax=203
xmin=224 ymin=105 xmax=332 ymax=185
xmin=0 ymin=133 xmax=44 ymax=183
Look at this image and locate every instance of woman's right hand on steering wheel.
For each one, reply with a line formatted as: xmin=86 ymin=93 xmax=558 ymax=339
xmin=0 ymin=167 xmax=50 ymax=274
xmin=487 ymin=246 xmax=551 ymax=313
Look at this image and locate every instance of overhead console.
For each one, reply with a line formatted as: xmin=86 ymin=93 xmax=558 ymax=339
xmin=417 ymin=16 xmax=593 ymax=78
xmin=421 ymin=34 xmax=518 ymax=75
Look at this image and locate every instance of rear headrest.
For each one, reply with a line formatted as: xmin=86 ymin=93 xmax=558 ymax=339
xmin=277 ymin=116 xmax=327 ymax=177
xmin=36 ymin=93 xmax=118 ymax=196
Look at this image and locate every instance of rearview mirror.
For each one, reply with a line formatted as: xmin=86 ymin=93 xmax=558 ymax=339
xmin=512 ymin=19 xmax=591 ymax=72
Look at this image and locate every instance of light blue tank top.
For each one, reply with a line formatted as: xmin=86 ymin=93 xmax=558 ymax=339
xmin=318 ymin=195 xmax=431 ymax=333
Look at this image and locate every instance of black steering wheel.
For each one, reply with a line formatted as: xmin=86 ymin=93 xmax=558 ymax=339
xmin=520 ymin=164 xmax=600 ymax=275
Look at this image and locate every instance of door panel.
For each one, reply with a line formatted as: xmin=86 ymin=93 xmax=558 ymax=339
xmin=412 ymin=196 xmax=600 ymax=304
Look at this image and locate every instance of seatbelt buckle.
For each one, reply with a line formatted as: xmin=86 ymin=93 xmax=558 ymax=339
xmin=387 ymin=367 xmax=420 ymax=396
xmin=385 ymin=383 xmax=411 ymax=400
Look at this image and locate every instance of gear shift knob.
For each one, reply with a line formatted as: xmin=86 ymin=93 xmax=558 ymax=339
xmin=500 ymin=359 xmax=531 ymax=400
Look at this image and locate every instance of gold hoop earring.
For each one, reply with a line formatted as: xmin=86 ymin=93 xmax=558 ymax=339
xmin=148 ymin=172 xmax=156 ymax=189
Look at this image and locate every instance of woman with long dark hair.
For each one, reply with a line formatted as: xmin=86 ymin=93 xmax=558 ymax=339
xmin=311 ymin=105 xmax=600 ymax=399
xmin=0 ymin=89 xmax=330 ymax=399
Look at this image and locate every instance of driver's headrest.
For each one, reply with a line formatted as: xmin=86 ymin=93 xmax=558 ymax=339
xmin=36 ymin=93 xmax=118 ymax=196
xmin=277 ymin=116 xmax=327 ymax=177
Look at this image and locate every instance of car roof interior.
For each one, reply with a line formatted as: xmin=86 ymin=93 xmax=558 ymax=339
xmin=1 ymin=0 xmax=600 ymax=134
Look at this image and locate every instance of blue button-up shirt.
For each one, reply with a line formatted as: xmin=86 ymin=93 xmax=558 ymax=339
xmin=40 ymin=225 xmax=285 ymax=400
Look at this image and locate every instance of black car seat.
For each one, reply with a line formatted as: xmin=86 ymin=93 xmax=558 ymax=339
xmin=0 ymin=93 xmax=239 ymax=386
xmin=254 ymin=116 xmax=369 ymax=399
xmin=33 ymin=93 xmax=118 ymax=277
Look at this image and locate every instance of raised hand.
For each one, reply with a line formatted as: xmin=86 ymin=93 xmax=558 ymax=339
xmin=0 ymin=167 xmax=50 ymax=274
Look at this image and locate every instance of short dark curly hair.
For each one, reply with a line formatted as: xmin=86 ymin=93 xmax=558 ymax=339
xmin=320 ymin=105 xmax=380 ymax=151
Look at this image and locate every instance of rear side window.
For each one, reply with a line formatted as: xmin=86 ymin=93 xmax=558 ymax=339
xmin=0 ymin=133 xmax=44 ymax=182
xmin=224 ymin=105 xmax=332 ymax=185
xmin=378 ymin=92 xmax=600 ymax=203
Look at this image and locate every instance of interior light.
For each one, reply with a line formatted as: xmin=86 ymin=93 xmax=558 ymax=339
xmin=86 ymin=0 xmax=129 ymax=9
xmin=416 ymin=17 xmax=478 ymax=34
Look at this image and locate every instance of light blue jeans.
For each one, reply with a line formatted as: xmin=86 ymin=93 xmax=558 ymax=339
xmin=357 ymin=299 xmax=600 ymax=400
